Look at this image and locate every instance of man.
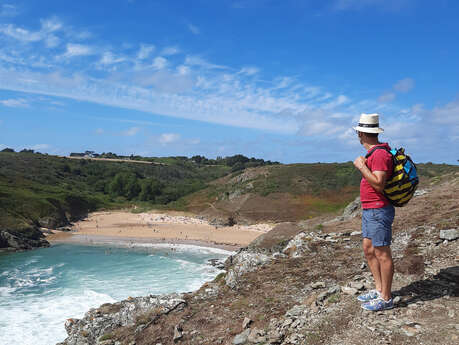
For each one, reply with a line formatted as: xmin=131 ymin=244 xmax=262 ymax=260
xmin=353 ymin=113 xmax=395 ymax=311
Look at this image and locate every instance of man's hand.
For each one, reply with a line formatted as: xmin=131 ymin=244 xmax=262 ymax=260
xmin=353 ymin=156 xmax=367 ymax=170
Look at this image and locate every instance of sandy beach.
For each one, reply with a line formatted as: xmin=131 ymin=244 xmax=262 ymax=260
xmin=46 ymin=210 xmax=274 ymax=250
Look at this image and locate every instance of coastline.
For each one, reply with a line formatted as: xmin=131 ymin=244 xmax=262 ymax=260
xmin=46 ymin=210 xmax=274 ymax=252
xmin=48 ymin=232 xmax=241 ymax=252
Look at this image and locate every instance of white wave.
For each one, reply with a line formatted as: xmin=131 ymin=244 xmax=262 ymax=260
xmin=135 ymin=243 xmax=235 ymax=256
xmin=0 ymin=288 xmax=116 ymax=345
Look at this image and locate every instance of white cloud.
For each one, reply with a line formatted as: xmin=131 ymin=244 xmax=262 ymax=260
xmin=122 ymin=127 xmax=140 ymax=136
xmin=0 ymin=98 xmax=29 ymax=107
xmin=61 ymin=43 xmax=93 ymax=58
xmin=31 ymin=144 xmax=50 ymax=151
xmin=99 ymin=52 xmax=125 ymax=65
xmin=188 ymin=24 xmax=200 ymax=35
xmin=40 ymin=17 xmax=63 ymax=33
xmin=159 ymin=133 xmax=180 ymax=145
xmin=0 ymin=17 xmax=63 ymax=47
xmin=176 ymin=65 xmax=190 ymax=75
xmin=184 ymin=55 xmax=227 ymax=70
xmin=0 ymin=4 xmax=18 ymax=17
xmin=431 ymin=99 xmax=459 ymax=125
xmin=239 ymin=67 xmax=259 ymax=76
xmin=152 ymin=56 xmax=167 ymax=70
xmin=322 ymin=95 xmax=350 ymax=109
xmin=161 ymin=46 xmax=180 ymax=56
xmin=0 ymin=24 xmax=43 ymax=42
xmin=393 ymin=77 xmax=414 ymax=93
xmin=95 ymin=128 xmax=104 ymax=135
xmin=378 ymin=92 xmax=396 ymax=103
xmin=137 ymin=44 xmax=155 ymax=60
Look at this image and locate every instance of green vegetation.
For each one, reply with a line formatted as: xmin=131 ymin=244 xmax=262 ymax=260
xmin=0 ymin=151 xmax=279 ymax=234
xmin=0 ymin=151 xmax=231 ymax=231
xmin=1 ymin=149 xmax=457 ymax=238
xmin=98 ymin=333 xmax=113 ymax=341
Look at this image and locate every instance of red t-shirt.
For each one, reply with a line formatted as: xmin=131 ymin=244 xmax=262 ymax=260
xmin=360 ymin=143 xmax=393 ymax=209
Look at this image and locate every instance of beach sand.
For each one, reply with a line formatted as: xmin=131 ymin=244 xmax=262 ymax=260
xmin=46 ymin=210 xmax=274 ymax=250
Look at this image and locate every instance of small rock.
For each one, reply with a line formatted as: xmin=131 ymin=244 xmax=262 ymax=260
xmin=248 ymin=328 xmax=266 ymax=343
xmin=233 ymin=329 xmax=251 ymax=345
xmin=350 ymin=282 xmax=365 ymax=291
xmin=267 ymin=330 xmax=283 ymax=344
xmin=341 ymin=286 xmax=358 ymax=295
xmin=242 ymin=317 xmax=252 ymax=329
xmin=282 ymin=318 xmax=293 ymax=327
xmin=173 ymin=325 xmax=183 ymax=342
xmin=317 ymin=291 xmax=329 ymax=302
xmin=393 ymin=296 xmax=401 ymax=304
xmin=401 ymin=323 xmax=421 ymax=337
xmin=311 ymin=281 xmax=326 ymax=289
xmin=414 ymin=189 xmax=427 ymax=196
xmin=440 ymin=229 xmax=458 ymax=241
xmin=328 ymin=285 xmax=340 ymax=294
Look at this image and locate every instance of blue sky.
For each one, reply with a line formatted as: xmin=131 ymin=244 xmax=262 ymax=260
xmin=0 ymin=0 xmax=458 ymax=163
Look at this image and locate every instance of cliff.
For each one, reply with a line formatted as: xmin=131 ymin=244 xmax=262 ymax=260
xmin=57 ymin=172 xmax=459 ymax=345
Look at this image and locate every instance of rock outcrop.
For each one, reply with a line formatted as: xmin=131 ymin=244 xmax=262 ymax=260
xmin=57 ymin=294 xmax=186 ymax=345
xmin=0 ymin=227 xmax=49 ymax=251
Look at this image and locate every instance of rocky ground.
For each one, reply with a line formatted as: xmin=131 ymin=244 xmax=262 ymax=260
xmin=58 ymin=173 xmax=458 ymax=345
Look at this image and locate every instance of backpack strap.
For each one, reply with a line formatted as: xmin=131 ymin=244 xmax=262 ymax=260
xmin=365 ymin=145 xmax=391 ymax=159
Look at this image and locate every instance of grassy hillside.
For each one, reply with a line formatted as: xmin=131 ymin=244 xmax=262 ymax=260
xmin=1 ymin=150 xmax=457 ymax=234
xmin=0 ymin=151 xmax=232 ymax=232
xmin=178 ymin=162 xmax=459 ymax=223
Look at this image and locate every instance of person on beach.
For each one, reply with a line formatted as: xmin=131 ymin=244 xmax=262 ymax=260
xmin=353 ymin=113 xmax=395 ymax=311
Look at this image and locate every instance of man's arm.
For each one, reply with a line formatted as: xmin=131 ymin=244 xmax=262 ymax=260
xmin=354 ymin=156 xmax=388 ymax=193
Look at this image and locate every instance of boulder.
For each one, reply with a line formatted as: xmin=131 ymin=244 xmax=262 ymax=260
xmin=248 ymin=222 xmax=303 ymax=254
xmin=0 ymin=228 xmax=49 ymax=251
xmin=232 ymin=329 xmax=250 ymax=345
xmin=439 ymin=229 xmax=458 ymax=241
xmin=342 ymin=196 xmax=362 ymax=219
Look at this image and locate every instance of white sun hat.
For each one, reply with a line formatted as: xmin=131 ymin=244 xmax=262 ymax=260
xmin=353 ymin=113 xmax=384 ymax=134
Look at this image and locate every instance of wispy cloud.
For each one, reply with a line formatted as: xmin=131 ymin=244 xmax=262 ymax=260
xmin=152 ymin=56 xmax=168 ymax=70
xmin=137 ymin=44 xmax=155 ymax=60
xmin=99 ymin=51 xmax=125 ymax=66
xmin=0 ymin=3 xmax=19 ymax=17
xmin=188 ymin=23 xmax=200 ymax=35
xmin=378 ymin=77 xmax=414 ymax=103
xmin=332 ymin=0 xmax=411 ymax=11
xmin=378 ymin=92 xmax=395 ymax=103
xmin=122 ymin=127 xmax=140 ymax=136
xmin=61 ymin=43 xmax=94 ymax=58
xmin=161 ymin=46 xmax=180 ymax=56
xmin=30 ymin=144 xmax=50 ymax=151
xmin=0 ymin=14 xmax=454 ymax=151
xmin=393 ymin=77 xmax=414 ymax=93
xmin=239 ymin=67 xmax=259 ymax=76
xmin=159 ymin=133 xmax=180 ymax=145
xmin=0 ymin=98 xmax=29 ymax=108
xmin=184 ymin=55 xmax=227 ymax=70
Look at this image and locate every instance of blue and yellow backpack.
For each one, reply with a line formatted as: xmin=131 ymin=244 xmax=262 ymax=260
xmin=365 ymin=146 xmax=419 ymax=207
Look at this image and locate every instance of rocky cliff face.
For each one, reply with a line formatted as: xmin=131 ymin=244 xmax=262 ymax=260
xmin=56 ymin=174 xmax=458 ymax=345
xmin=0 ymin=227 xmax=49 ymax=252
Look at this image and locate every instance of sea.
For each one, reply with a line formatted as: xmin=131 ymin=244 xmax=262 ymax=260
xmin=0 ymin=243 xmax=231 ymax=345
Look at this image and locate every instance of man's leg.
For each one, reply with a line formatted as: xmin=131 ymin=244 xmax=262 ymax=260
xmin=363 ymin=238 xmax=382 ymax=293
xmin=373 ymin=245 xmax=394 ymax=301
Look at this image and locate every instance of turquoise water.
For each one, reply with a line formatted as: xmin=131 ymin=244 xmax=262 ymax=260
xmin=0 ymin=243 xmax=230 ymax=345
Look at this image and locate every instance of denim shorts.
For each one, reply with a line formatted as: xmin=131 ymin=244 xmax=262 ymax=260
xmin=362 ymin=205 xmax=395 ymax=247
